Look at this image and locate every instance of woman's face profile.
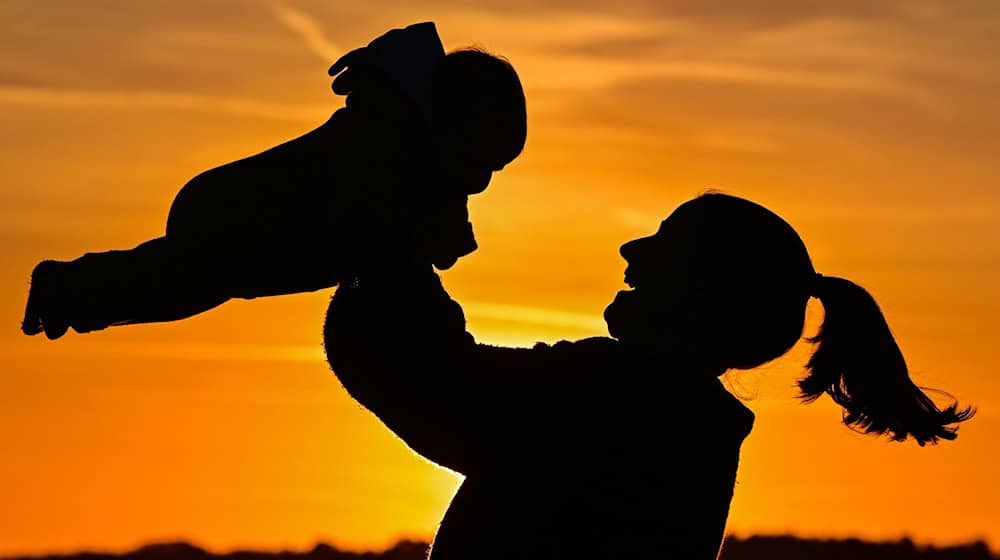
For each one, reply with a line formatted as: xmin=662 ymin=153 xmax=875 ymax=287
xmin=604 ymin=214 xmax=690 ymax=342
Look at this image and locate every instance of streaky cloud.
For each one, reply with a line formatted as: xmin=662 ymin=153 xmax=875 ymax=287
xmin=464 ymin=300 xmax=607 ymax=333
xmin=0 ymin=85 xmax=332 ymax=122
xmin=272 ymin=2 xmax=343 ymax=63
xmin=5 ymin=340 xmax=326 ymax=363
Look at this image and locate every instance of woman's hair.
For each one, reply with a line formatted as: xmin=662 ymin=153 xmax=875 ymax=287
xmin=433 ymin=48 xmax=527 ymax=169
xmin=681 ymin=193 xmax=974 ymax=445
xmin=801 ymin=275 xmax=974 ymax=445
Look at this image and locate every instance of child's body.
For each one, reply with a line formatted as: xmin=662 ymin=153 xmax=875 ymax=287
xmin=21 ymin=22 xmax=527 ymax=338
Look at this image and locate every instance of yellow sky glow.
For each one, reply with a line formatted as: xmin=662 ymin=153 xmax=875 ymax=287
xmin=1 ymin=0 xmax=998 ymax=555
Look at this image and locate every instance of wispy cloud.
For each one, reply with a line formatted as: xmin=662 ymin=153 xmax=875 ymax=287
xmin=614 ymin=208 xmax=665 ymax=233
xmin=272 ymin=2 xmax=343 ymax=63
xmin=694 ymin=131 xmax=781 ymax=154
xmin=464 ymin=300 xmax=606 ymax=333
xmin=448 ymin=10 xmax=953 ymax=115
xmin=0 ymin=85 xmax=330 ymax=121
xmin=8 ymin=340 xmax=326 ymax=362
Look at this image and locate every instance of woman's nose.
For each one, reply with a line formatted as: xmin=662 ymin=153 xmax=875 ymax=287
xmin=620 ymin=238 xmax=641 ymax=261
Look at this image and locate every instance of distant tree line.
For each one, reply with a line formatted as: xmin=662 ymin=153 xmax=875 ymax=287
xmin=5 ymin=536 xmax=995 ymax=560
xmin=720 ymin=535 xmax=995 ymax=560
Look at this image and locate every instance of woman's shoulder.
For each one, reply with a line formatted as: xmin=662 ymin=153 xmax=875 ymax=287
xmin=538 ymin=335 xmax=619 ymax=352
xmin=678 ymin=377 xmax=755 ymax=443
xmin=714 ymin=380 xmax=755 ymax=441
xmin=530 ymin=336 xmax=622 ymax=368
xmin=520 ymin=337 xmax=754 ymax=440
xmin=630 ymin=364 xmax=755 ymax=444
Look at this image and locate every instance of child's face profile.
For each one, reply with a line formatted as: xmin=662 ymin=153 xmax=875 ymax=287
xmin=432 ymin=126 xmax=498 ymax=195
xmin=430 ymin=50 xmax=525 ymax=196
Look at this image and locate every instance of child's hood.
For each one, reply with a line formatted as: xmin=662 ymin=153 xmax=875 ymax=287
xmin=366 ymin=22 xmax=445 ymax=124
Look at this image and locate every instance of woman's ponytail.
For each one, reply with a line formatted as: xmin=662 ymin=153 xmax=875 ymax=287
xmin=799 ymin=275 xmax=974 ymax=445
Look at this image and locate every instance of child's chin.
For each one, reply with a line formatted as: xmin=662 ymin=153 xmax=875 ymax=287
xmin=433 ymin=255 xmax=459 ymax=270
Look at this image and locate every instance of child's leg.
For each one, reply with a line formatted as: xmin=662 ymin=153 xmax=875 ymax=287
xmin=163 ymin=110 xmax=360 ymax=299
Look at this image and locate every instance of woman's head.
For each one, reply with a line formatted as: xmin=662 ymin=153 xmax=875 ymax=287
xmin=605 ymin=193 xmax=814 ymax=369
xmin=604 ymin=193 xmax=973 ymax=444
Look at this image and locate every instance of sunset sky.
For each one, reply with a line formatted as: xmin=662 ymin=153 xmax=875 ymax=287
xmin=2 ymin=0 xmax=999 ymax=555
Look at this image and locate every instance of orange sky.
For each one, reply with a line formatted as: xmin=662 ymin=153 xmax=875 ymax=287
xmin=2 ymin=0 xmax=999 ymax=555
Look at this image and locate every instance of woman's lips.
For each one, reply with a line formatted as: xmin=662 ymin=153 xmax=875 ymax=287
xmin=624 ymin=268 xmax=637 ymax=288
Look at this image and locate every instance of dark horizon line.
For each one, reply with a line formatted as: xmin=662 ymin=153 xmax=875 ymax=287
xmin=3 ymin=534 xmax=996 ymax=560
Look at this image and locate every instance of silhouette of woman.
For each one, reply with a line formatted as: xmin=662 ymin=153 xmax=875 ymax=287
xmin=324 ymin=193 xmax=973 ymax=560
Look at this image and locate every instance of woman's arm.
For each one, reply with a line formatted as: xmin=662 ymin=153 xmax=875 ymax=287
xmin=323 ymin=262 xmax=616 ymax=474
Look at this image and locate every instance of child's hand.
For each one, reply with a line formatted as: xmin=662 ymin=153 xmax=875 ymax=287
xmin=22 ymin=260 xmax=73 ymax=340
xmin=328 ymin=46 xmax=412 ymax=125
xmin=415 ymin=195 xmax=478 ymax=271
xmin=328 ymin=48 xmax=369 ymax=96
xmin=328 ymin=24 xmax=444 ymax=128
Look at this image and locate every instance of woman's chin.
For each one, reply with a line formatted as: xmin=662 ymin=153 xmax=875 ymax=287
xmin=604 ymin=290 xmax=638 ymax=339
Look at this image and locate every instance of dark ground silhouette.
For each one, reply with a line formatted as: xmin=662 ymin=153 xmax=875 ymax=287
xmin=4 ymin=536 xmax=994 ymax=560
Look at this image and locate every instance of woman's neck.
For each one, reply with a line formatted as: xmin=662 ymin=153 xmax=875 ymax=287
xmin=622 ymin=338 xmax=728 ymax=379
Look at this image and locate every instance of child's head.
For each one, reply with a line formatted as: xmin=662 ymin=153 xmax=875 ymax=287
xmin=431 ymin=48 xmax=527 ymax=195
xmin=604 ymin=192 xmax=973 ymax=445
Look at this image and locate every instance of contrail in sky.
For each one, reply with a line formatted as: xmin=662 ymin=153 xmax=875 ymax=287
xmin=273 ymin=2 xmax=342 ymax=63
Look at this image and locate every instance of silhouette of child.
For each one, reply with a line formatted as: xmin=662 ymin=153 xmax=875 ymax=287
xmin=324 ymin=193 xmax=973 ymax=560
xmin=22 ymin=22 xmax=527 ymax=339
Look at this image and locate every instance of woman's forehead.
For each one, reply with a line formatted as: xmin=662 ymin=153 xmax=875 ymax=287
xmin=662 ymin=197 xmax=728 ymax=231
xmin=656 ymin=211 xmax=690 ymax=233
